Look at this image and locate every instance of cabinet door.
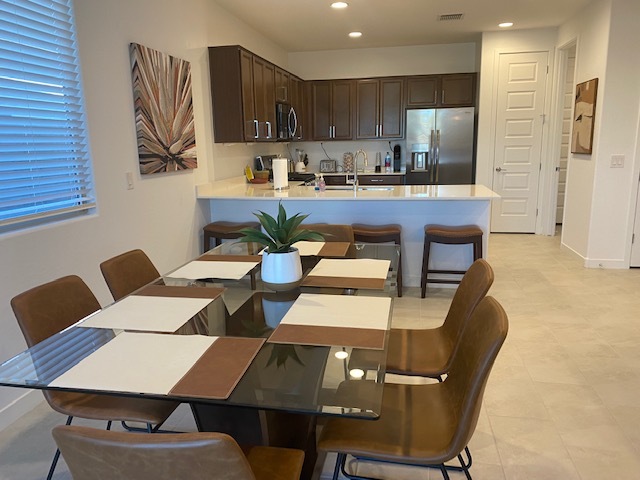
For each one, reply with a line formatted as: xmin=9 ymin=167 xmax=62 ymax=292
xmin=406 ymin=76 xmax=438 ymax=107
xmin=252 ymin=57 xmax=276 ymax=140
xmin=380 ymin=78 xmax=403 ymax=138
xmin=240 ymin=50 xmax=258 ymax=141
xmin=356 ymin=80 xmax=379 ymax=139
xmin=312 ymin=81 xmax=332 ymax=140
xmin=332 ymin=80 xmax=353 ymax=140
xmin=275 ymin=67 xmax=290 ymax=103
xmin=441 ymin=74 xmax=476 ymax=106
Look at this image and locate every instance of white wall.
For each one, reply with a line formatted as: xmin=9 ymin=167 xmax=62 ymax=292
xmin=475 ymin=28 xmax=558 ymax=194
xmin=557 ymin=0 xmax=612 ymax=260
xmin=288 ymin=43 xmax=477 ymax=80
xmin=581 ymin=0 xmax=640 ymax=267
xmin=0 ymin=0 xmax=287 ymax=430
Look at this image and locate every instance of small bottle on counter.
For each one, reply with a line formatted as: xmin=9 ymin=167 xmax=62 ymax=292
xmin=318 ymin=174 xmax=326 ymax=192
xmin=314 ymin=173 xmax=320 ymax=190
xmin=384 ymin=152 xmax=392 ymax=173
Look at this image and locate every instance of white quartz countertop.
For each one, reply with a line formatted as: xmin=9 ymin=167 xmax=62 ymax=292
xmin=196 ymin=177 xmax=498 ymax=201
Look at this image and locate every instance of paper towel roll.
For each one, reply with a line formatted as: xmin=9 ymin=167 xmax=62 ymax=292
xmin=273 ymin=158 xmax=289 ymax=190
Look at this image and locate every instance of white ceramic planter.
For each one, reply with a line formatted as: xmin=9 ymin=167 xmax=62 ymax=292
xmin=261 ymin=248 xmax=303 ymax=291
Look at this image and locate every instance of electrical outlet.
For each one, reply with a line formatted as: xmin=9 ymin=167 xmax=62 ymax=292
xmin=611 ymin=154 xmax=625 ymax=168
xmin=126 ymin=171 xmax=134 ymax=190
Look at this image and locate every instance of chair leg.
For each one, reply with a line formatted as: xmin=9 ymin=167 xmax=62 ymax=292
xmin=396 ymin=247 xmax=403 ymax=297
xmin=332 ymin=453 xmax=345 ymax=480
xmin=439 ymin=464 xmax=451 ymax=480
xmin=421 ymin=238 xmax=431 ymax=298
xmin=47 ymin=416 xmax=73 ymax=480
xmin=121 ymin=421 xmax=157 ymax=433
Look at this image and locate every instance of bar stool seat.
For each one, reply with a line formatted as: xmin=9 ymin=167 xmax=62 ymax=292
xmin=203 ymin=221 xmax=261 ymax=289
xmin=421 ymin=224 xmax=483 ymax=298
xmin=203 ymin=221 xmax=261 ymax=252
xmin=352 ymin=223 xmax=402 ymax=297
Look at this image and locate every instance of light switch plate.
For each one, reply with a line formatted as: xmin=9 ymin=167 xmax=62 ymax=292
xmin=611 ymin=154 xmax=625 ymax=168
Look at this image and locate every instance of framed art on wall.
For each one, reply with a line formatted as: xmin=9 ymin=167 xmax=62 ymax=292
xmin=571 ymin=78 xmax=598 ymax=155
xmin=130 ymin=43 xmax=197 ymax=174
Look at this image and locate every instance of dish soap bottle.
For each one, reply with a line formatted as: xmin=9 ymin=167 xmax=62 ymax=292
xmin=318 ymin=174 xmax=326 ymax=192
xmin=384 ymin=152 xmax=392 ymax=173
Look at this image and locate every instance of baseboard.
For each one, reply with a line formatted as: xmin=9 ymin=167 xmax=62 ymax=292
xmin=584 ymin=258 xmax=628 ymax=269
xmin=0 ymin=390 xmax=42 ymax=432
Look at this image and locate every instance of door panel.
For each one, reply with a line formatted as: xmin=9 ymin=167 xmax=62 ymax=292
xmin=491 ymin=51 xmax=548 ymax=233
xmin=332 ymin=80 xmax=353 ymax=140
xmin=356 ymin=80 xmax=379 ymax=139
xmin=312 ymin=81 xmax=331 ymax=140
xmin=380 ymin=78 xmax=403 ymax=138
xmin=556 ymin=52 xmax=575 ymax=223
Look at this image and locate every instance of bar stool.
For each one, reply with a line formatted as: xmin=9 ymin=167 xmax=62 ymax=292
xmin=202 ymin=220 xmax=261 ymax=289
xmin=352 ymin=223 xmax=403 ymax=297
xmin=421 ymin=224 xmax=483 ymax=298
xmin=202 ymin=221 xmax=261 ymax=253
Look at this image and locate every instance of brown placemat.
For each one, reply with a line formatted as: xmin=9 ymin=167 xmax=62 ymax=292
xmin=268 ymin=324 xmax=385 ymax=350
xmin=301 ymin=275 xmax=385 ymax=290
xmin=169 ymin=337 xmax=265 ymax=400
xmin=134 ymin=285 xmax=226 ymax=299
xmin=199 ymin=255 xmax=262 ymax=263
xmin=317 ymin=242 xmax=350 ymax=257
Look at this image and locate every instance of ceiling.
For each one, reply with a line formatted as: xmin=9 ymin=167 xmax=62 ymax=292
xmin=213 ymin=0 xmax=591 ymax=52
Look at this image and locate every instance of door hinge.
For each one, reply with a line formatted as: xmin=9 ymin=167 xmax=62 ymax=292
xmin=539 ymin=163 xmax=542 ymax=171
xmin=546 ymin=65 xmax=549 ymax=74
xmin=536 ymin=208 xmax=539 ymax=216
xmin=633 ymin=233 xmax=636 ymax=244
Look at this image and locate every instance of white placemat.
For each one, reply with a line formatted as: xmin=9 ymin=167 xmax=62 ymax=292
xmin=293 ymin=241 xmax=325 ymax=256
xmin=167 ymin=260 xmax=259 ymax=280
xmin=78 ymin=295 xmax=214 ymax=333
xmin=307 ymin=259 xmax=390 ymax=279
xmin=50 ymin=333 xmax=217 ymax=395
xmin=280 ymin=293 xmax=391 ymax=330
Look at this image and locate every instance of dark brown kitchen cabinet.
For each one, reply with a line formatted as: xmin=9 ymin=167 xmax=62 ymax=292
xmin=440 ymin=74 xmax=476 ymax=106
xmin=275 ymin=67 xmax=290 ymax=103
xmin=356 ymin=78 xmax=403 ymax=139
xmin=406 ymin=76 xmax=438 ymax=107
xmin=405 ymin=73 xmax=476 ymax=108
xmin=209 ymin=46 xmax=277 ymax=143
xmin=311 ymin=80 xmax=354 ymax=141
xmin=289 ymin=75 xmax=306 ymax=140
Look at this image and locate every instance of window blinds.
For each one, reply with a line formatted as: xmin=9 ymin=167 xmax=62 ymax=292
xmin=0 ymin=0 xmax=95 ymax=229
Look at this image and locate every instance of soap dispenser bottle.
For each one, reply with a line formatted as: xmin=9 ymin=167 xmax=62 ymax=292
xmin=384 ymin=152 xmax=392 ymax=173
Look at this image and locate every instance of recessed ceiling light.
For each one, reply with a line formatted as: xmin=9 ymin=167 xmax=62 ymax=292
xmin=349 ymin=31 xmax=362 ymax=38
xmin=499 ymin=22 xmax=514 ymax=28
xmin=334 ymin=351 xmax=349 ymax=360
xmin=331 ymin=2 xmax=348 ymax=8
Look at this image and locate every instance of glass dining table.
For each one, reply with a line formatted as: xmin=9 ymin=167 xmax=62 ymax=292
xmin=0 ymin=241 xmax=400 ymax=479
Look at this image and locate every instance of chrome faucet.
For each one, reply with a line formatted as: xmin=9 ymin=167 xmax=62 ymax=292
xmin=348 ymin=149 xmax=368 ymax=190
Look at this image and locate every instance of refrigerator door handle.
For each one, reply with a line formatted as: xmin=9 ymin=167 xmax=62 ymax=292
xmin=429 ymin=129 xmax=435 ymax=183
xmin=435 ymin=129 xmax=441 ymax=183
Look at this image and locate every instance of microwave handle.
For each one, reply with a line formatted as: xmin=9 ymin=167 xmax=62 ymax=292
xmin=288 ymin=106 xmax=298 ymax=138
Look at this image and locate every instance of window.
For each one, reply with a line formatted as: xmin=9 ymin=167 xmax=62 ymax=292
xmin=0 ymin=0 xmax=95 ymax=231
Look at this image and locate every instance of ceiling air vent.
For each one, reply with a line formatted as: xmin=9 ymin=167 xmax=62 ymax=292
xmin=439 ymin=13 xmax=464 ymax=21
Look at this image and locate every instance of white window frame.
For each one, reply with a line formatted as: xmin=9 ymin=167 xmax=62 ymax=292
xmin=0 ymin=0 xmax=95 ymax=233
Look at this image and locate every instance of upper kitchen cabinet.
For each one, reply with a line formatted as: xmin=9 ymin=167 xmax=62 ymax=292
xmin=356 ymin=78 xmax=403 ymax=139
xmin=405 ymin=73 xmax=476 ymax=108
xmin=209 ymin=46 xmax=276 ymax=143
xmin=275 ymin=67 xmax=290 ymax=103
xmin=406 ymin=76 xmax=439 ymax=108
xmin=289 ymin=75 xmax=306 ymax=140
xmin=440 ymin=73 xmax=476 ymax=107
xmin=311 ymin=80 xmax=354 ymax=141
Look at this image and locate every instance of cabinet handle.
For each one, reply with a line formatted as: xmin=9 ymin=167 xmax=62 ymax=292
xmin=442 ymin=90 xmax=445 ymax=104
xmin=371 ymin=178 xmax=382 ymax=182
xmin=433 ymin=90 xmax=437 ymax=104
xmin=266 ymin=121 xmax=272 ymax=139
xmin=329 ymin=126 xmax=332 ymax=138
xmin=379 ymin=124 xmax=383 ymax=137
xmin=253 ymin=119 xmax=259 ymax=139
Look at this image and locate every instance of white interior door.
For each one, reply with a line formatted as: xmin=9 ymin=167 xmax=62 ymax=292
xmin=556 ymin=49 xmax=576 ymax=224
xmin=491 ymin=51 xmax=548 ymax=233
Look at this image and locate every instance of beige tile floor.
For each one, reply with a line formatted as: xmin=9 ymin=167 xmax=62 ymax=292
xmin=2 ymin=232 xmax=640 ymax=479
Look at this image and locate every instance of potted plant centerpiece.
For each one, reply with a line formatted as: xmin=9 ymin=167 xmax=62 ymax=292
xmin=236 ymin=202 xmax=324 ymax=291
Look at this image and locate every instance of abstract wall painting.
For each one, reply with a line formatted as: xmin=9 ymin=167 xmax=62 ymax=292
xmin=571 ymin=78 xmax=598 ymax=155
xmin=130 ymin=43 xmax=197 ymax=174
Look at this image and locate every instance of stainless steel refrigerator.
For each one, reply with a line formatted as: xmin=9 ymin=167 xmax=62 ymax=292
xmin=404 ymin=107 xmax=476 ymax=185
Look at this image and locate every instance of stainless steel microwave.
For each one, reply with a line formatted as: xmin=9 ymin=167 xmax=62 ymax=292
xmin=276 ymin=102 xmax=298 ymax=140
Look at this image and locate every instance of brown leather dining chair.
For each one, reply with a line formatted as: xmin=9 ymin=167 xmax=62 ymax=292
xmin=349 ymin=258 xmax=494 ymax=381
xmin=100 ymin=249 xmax=162 ymax=301
xmin=10 ymin=275 xmax=179 ymax=480
xmin=302 ymin=223 xmax=357 ymax=258
xmin=52 ymin=425 xmax=305 ymax=480
xmin=318 ymin=296 xmax=509 ymax=480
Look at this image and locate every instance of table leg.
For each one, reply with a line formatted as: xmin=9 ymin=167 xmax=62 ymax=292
xmin=190 ymin=403 xmax=318 ymax=480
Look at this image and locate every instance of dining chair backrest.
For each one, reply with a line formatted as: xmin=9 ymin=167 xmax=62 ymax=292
xmin=11 ymin=275 xmax=100 ymax=348
xmin=52 ymin=426 xmax=259 ymax=480
xmin=441 ymin=258 xmax=494 ymax=346
xmin=443 ymin=296 xmax=508 ymax=457
xmin=100 ymin=249 xmax=161 ymax=301
xmin=303 ymin=223 xmax=356 ymax=257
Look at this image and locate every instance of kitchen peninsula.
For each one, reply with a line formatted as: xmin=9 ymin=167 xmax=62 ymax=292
xmin=197 ymin=177 xmax=498 ymax=287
